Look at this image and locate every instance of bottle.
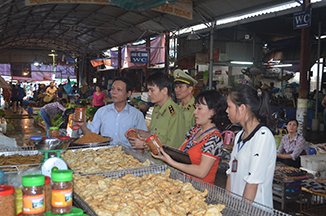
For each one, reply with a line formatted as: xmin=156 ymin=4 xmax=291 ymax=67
xmin=74 ymin=108 xmax=86 ymax=122
xmin=30 ymin=136 xmax=42 ymax=146
xmin=48 ymin=127 xmax=59 ymax=138
xmin=22 ymin=174 xmax=45 ymax=216
xmin=0 ymin=185 xmax=16 ymax=216
xmin=51 ymin=170 xmax=73 ymax=214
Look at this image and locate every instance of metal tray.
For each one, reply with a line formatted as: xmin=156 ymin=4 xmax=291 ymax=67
xmin=0 ymin=163 xmax=40 ymax=173
xmin=63 ymin=143 xmax=159 ymax=174
xmin=0 ymin=149 xmax=41 ymax=156
xmin=73 ymin=165 xmax=290 ymax=216
xmin=70 ymin=136 xmax=111 ymax=146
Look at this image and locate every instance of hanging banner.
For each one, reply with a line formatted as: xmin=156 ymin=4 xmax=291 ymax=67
xmin=152 ymin=0 xmax=193 ymax=20
xmin=25 ymin=0 xmax=113 ymax=6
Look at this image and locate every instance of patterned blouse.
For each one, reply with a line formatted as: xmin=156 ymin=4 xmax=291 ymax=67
xmin=277 ymin=133 xmax=308 ymax=160
xmin=180 ymin=125 xmax=223 ymax=183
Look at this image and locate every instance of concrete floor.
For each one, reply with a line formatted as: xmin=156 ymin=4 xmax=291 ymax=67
xmin=4 ymin=108 xmax=46 ymax=146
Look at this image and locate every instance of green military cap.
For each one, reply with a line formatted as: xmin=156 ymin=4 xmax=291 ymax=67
xmin=173 ymin=69 xmax=198 ymax=86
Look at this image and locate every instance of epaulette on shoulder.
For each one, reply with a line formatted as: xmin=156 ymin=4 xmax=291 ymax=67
xmin=168 ymin=105 xmax=176 ymax=116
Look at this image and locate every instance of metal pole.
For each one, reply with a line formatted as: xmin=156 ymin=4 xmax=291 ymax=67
xmin=209 ymin=21 xmax=214 ymax=90
xmin=315 ymin=21 xmax=321 ymax=119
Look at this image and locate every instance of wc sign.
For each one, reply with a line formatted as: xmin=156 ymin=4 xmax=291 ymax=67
xmin=130 ymin=51 xmax=149 ymax=63
xmin=293 ymin=10 xmax=311 ymax=29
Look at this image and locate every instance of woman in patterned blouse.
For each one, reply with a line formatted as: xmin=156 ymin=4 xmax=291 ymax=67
xmin=277 ymin=119 xmax=309 ymax=168
xmin=152 ymin=90 xmax=228 ymax=184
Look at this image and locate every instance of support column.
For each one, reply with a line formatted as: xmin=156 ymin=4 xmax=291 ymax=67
xmin=209 ymin=21 xmax=215 ymax=90
xmin=117 ymin=47 xmax=122 ymax=77
xmin=145 ymin=36 xmax=150 ymax=78
xmin=297 ymin=0 xmax=311 ymax=137
xmin=165 ymin=32 xmax=169 ymax=74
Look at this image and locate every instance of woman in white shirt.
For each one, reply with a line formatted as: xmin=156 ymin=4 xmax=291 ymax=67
xmin=225 ymin=85 xmax=276 ymax=208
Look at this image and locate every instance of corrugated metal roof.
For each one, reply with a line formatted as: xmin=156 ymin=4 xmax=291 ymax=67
xmin=0 ymin=0 xmax=305 ymax=59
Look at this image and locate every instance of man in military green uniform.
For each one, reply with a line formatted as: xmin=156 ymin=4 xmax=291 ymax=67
xmin=173 ymin=69 xmax=197 ymax=133
xmin=129 ymin=72 xmax=186 ymax=149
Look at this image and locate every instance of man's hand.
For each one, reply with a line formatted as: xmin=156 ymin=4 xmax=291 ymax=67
xmin=128 ymin=137 xmax=146 ymax=149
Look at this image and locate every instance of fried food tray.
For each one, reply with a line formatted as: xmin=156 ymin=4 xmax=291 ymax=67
xmin=0 ymin=147 xmax=41 ymax=156
xmin=0 ymin=163 xmax=40 ymax=173
xmin=73 ymin=165 xmax=290 ymax=216
xmin=65 ymin=143 xmax=159 ymax=175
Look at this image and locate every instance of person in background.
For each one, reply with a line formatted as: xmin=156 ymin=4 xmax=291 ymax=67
xmin=40 ymin=99 xmax=67 ymax=137
xmin=277 ymin=119 xmax=309 ymax=168
xmin=17 ymin=82 xmax=26 ymax=107
xmin=225 ymin=85 xmax=276 ymax=208
xmin=46 ymin=82 xmax=58 ymax=101
xmin=129 ymin=72 xmax=186 ymax=149
xmin=80 ymin=82 xmax=89 ymax=98
xmin=173 ymin=69 xmax=197 ymax=133
xmin=152 ymin=90 xmax=227 ymax=184
xmin=11 ymin=85 xmax=19 ymax=113
xmin=92 ymin=85 xmax=106 ymax=109
xmin=74 ymin=94 xmax=81 ymax=105
xmin=77 ymin=77 xmax=147 ymax=146
xmin=2 ymin=87 xmax=11 ymax=109
xmin=322 ymin=95 xmax=326 ymax=126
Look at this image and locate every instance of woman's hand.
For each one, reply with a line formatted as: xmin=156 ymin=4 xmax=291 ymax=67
xmin=151 ymin=147 xmax=173 ymax=164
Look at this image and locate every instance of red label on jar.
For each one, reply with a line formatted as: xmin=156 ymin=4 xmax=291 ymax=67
xmin=51 ymin=188 xmax=72 ymax=207
xmin=23 ymin=194 xmax=45 ymax=214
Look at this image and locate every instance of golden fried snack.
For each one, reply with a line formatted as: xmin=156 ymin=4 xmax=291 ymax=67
xmin=73 ymin=169 xmax=225 ymax=215
xmin=62 ymin=145 xmax=150 ymax=173
xmin=0 ymin=154 xmax=42 ymax=167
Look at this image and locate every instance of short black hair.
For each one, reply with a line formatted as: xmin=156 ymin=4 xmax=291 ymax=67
xmin=146 ymin=72 xmax=173 ymax=96
xmin=287 ymin=119 xmax=298 ymax=126
xmin=59 ymin=98 xmax=67 ymax=105
xmin=112 ymin=77 xmax=133 ymax=92
xmin=195 ymin=90 xmax=228 ymax=130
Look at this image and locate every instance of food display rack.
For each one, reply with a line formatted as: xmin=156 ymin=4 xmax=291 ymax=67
xmin=73 ymin=165 xmax=290 ymax=216
xmin=65 ymin=143 xmax=159 ymax=175
xmin=300 ymin=185 xmax=326 ymax=215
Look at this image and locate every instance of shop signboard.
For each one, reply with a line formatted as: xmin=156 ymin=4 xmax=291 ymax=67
xmin=130 ymin=51 xmax=149 ymax=64
xmin=293 ymin=9 xmax=311 ymax=29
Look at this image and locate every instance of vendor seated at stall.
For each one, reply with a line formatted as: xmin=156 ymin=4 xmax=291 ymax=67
xmin=74 ymin=94 xmax=81 ymax=105
xmin=76 ymin=77 xmax=147 ymax=146
xmin=277 ymin=119 xmax=309 ymax=168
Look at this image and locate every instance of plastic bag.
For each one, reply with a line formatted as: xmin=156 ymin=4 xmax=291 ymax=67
xmin=63 ymin=81 xmax=72 ymax=94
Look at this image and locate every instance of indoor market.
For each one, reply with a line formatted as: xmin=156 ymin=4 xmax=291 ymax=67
xmin=0 ymin=1 xmax=326 ymax=216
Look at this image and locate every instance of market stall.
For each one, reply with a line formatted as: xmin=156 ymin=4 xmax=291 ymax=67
xmin=0 ymin=137 xmax=292 ymax=216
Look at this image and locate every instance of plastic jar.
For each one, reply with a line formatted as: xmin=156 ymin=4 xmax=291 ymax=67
xmin=22 ymin=174 xmax=45 ymax=216
xmin=48 ymin=127 xmax=59 ymax=138
xmin=51 ymin=170 xmax=73 ymax=214
xmin=45 ymin=176 xmax=51 ymax=212
xmin=30 ymin=136 xmax=42 ymax=146
xmin=145 ymin=134 xmax=162 ymax=155
xmin=0 ymin=185 xmax=16 ymax=216
xmin=74 ymin=108 xmax=85 ymax=122
xmin=126 ymin=129 xmax=140 ymax=139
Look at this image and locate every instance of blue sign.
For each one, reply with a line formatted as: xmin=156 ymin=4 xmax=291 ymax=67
xmin=130 ymin=51 xmax=149 ymax=63
xmin=293 ymin=10 xmax=311 ymax=29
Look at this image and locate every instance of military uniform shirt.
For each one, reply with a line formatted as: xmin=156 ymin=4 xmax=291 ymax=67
xmin=178 ymin=96 xmax=196 ymax=133
xmin=149 ymin=97 xmax=186 ymax=148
